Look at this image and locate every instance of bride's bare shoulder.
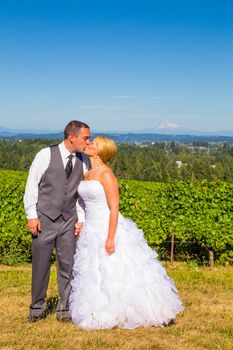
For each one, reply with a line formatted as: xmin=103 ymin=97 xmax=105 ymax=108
xmin=100 ymin=168 xmax=118 ymax=186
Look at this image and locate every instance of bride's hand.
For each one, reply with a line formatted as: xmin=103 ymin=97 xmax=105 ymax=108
xmin=105 ymin=238 xmax=115 ymax=255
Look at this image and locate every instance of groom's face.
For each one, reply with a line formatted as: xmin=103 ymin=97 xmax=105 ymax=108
xmin=70 ymin=127 xmax=91 ymax=152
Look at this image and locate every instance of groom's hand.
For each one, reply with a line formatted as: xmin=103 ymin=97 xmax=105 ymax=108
xmin=28 ymin=218 xmax=41 ymax=236
xmin=75 ymin=221 xmax=84 ymax=236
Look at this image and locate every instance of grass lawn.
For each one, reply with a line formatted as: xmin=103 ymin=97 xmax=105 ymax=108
xmin=0 ymin=263 xmax=232 ymax=350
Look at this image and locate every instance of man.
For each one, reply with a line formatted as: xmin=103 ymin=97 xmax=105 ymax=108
xmin=24 ymin=120 xmax=90 ymax=322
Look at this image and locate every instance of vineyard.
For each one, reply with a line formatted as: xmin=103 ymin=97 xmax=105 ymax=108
xmin=0 ymin=169 xmax=233 ymax=265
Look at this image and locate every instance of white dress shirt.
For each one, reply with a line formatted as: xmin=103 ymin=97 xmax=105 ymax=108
xmin=23 ymin=141 xmax=88 ymax=221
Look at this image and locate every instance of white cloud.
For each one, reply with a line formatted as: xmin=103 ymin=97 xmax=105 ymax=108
xmin=150 ymin=96 xmax=184 ymax=101
xmin=111 ymin=95 xmax=134 ymax=99
xmin=79 ymin=105 xmax=132 ymax=110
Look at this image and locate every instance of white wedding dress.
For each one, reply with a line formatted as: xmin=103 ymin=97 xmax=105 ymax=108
xmin=69 ymin=180 xmax=183 ymax=329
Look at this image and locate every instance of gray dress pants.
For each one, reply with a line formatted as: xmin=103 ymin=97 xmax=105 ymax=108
xmin=30 ymin=212 xmax=77 ymax=318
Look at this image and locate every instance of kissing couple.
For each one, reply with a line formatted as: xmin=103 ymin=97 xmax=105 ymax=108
xmin=24 ymin=120 xmax=183 ymax=329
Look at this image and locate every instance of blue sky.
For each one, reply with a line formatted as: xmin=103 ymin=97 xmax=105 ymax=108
xmin=0 ymin=0 xmax=232 ymax=132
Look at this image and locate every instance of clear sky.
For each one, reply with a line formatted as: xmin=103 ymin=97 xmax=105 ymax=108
xmin=0 ymin=0 xmax=232 ymax=132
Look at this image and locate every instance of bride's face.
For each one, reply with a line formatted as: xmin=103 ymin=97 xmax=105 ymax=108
xmin=83 ymin=138 xmax=97 ymax=157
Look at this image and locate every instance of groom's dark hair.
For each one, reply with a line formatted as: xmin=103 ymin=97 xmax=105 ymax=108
xmin=64 ymin=120 xmax=90 ymax=139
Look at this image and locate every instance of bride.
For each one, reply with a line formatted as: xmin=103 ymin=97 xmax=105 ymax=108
xmin=69 ymin=136 xmax=183 ymax=329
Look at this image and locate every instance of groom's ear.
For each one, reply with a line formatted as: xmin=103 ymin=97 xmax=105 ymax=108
xmin=69 ymin=134 xmax=76 ymax=144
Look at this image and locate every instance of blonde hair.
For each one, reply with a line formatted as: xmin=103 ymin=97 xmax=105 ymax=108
xmin=95 ymin=136 xmax=117 ymax=163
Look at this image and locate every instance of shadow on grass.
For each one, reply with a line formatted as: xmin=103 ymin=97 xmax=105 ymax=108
xmin=46 ymin=296 xmax=59 ymax=314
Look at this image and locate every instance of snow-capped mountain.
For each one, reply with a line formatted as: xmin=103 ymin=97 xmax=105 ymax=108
xmin=132 ymin=120 xmax=233 ymax=136
xmin=157 ymin=121 xmax=180 ymax=129
xmin=132 ymin=120 xmax=204 ymax=135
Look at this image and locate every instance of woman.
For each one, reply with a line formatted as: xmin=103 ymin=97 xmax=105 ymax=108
xmin=69 ymin=136 xmax=183 ymax=329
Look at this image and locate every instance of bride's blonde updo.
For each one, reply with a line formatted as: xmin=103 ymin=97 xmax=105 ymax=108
xmin=95 ymin=136 xmax=117 ymax=163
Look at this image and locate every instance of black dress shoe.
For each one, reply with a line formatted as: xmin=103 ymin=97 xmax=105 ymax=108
xmin=163 ymin=319 xmax=176 ymax=327
xmin=56 ymin=316 xmax=72 ymax=323
xmin=28 ymin=313 xmax=46 ymax=323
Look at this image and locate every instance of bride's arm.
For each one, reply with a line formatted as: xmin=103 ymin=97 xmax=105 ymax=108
xmin=101 ymin=171 xmax=119 ymax=255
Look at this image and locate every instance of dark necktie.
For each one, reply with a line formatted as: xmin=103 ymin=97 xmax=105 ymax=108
xmin=65 ymin=154 xmax=74 ymax=179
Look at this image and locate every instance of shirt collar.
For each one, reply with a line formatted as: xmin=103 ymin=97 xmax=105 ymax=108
xmin=60 ymin=141 xmax=76 ymax=158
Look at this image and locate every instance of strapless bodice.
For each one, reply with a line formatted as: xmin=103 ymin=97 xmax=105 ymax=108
xmin=78 ymin=180 xmax=110 ymax=225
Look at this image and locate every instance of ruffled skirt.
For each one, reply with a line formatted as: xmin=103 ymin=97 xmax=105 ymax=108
xmin=69 ymin=214 xmax=183 ymax=329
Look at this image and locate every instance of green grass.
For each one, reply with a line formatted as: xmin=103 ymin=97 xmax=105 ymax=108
xmin=0 ymin=263 xmax=232 ymax=350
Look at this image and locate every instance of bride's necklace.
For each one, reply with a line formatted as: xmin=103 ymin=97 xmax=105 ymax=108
xmin=88 ymin=164 xmax=106 ymax=173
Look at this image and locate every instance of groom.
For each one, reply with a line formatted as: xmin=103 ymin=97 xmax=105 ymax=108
xmin=24 ymin=120 xmax=90 ymax=322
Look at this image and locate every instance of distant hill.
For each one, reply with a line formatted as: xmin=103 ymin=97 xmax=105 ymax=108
xmin=1 ymin=127 xmax=233 ymax=143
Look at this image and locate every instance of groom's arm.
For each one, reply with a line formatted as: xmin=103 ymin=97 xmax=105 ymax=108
xmin=75 ymin=196 xmax=85 ymax=236
xmin=24 ymin=148 xmax=50 ymax=219
xmin=24 ymin=148 xmax=50 ymax=235
xmin=74 ymin=153 xmax=89 ymax=235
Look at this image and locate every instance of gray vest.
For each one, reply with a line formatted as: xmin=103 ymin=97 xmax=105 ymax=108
xmin=37 ymin=145 xmax=84 ymax=221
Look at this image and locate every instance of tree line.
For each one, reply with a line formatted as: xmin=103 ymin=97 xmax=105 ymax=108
xmin=1 ymin=169 xmax=232 ymax=265
xmin=1 ymin=138 xmax=233 ymax=182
